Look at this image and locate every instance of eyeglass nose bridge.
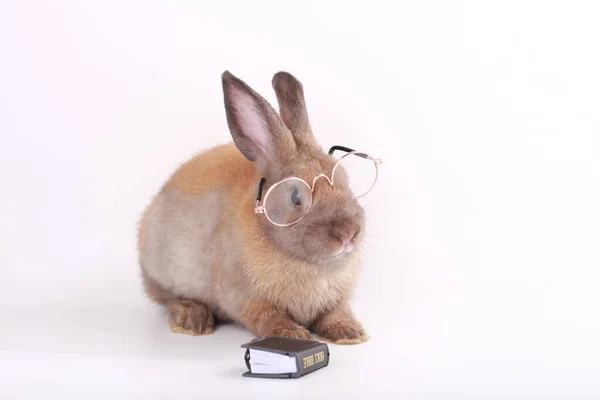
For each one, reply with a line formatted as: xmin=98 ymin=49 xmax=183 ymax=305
xmin=310 ymin=173 xmax=334 ymax=191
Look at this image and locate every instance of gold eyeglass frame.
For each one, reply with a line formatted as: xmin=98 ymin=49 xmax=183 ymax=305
xmin=254 ymin=145 xmax=382 ymax=227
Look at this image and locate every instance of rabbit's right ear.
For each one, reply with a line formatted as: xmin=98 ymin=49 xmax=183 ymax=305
xmin=221 ymin=71 xmax=295 ymax=170
xmin=272 ymin=71 xmax=313 ymax=141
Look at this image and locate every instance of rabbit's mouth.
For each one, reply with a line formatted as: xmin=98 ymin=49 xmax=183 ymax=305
xmin=286 ymin=213 xmax=365 ymax=265
xmin=338 ymin=241 xmax=355 ymax=255
xmin=313 ymin=238 xmax=360 ymax=264
xmin=264 ymin=204 xmax=365 ymax=265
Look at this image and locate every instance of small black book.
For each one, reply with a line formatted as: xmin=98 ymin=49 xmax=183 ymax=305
xmin=241 ymin=337 xmax=330 ymax=378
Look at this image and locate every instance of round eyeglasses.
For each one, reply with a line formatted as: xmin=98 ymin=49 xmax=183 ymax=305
xmin=254 ymin=145 xmax=382 ymax=227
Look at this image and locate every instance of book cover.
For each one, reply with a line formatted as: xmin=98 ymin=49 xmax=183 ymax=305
xmin=241 ymin=337 xmax=330 ymax=378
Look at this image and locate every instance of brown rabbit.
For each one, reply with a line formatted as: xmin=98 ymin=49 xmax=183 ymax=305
xmin=136 ymin=71 xmax=380 ymax=344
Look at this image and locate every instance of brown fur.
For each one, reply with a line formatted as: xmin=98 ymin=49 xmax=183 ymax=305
xmin=137 ymin=71 xmax=369 ymax=344
xmin=239 ymin=300 xmax=312 ymax=340
xmin=165 ymin=143 xmax=254 ymax=196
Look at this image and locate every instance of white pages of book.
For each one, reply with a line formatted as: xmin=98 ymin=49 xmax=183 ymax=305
xmin=248 ymin=349 xmax=298 ymax=374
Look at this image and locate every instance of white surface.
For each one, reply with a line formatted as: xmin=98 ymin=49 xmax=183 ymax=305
xmin=1 ymin=0 xmax=600 ymax=398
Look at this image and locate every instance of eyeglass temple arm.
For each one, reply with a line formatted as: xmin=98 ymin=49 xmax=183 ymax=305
xmin=328 ymin=145 xmax=369 ymax=159
xmin=256 ymin=177 xmax=266 ymax=202
xmin=328 ymin=145 xmax=353 ymax=155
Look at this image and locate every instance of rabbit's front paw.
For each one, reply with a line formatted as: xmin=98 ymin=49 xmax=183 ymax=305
xmin=318 ymin=319 xmax=368 ymax=344
xmin=167 ymin=299 xmax=215 ymax=336
xmin=263 ymin=323 xmax=313 ymax=340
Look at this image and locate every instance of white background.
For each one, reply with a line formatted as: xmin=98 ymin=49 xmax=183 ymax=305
xmin=1 ymin=0 xmax=599 ymax=398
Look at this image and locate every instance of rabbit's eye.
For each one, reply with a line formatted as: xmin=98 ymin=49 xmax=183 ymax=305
xmin=291 ymin=188 xmax=302 ymax=206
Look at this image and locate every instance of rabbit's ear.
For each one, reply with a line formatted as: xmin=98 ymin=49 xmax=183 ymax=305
xmin=271 ymin=72 xmax=313 ymax=140
xmin=222 ymin=71 xmax=295 ymax=166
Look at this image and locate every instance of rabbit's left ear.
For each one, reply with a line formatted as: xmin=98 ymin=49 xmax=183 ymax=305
xmin=271 ymin=72 xmax=313 ymax=141
xmin=221 ymin=70 xmax=295 ymax=171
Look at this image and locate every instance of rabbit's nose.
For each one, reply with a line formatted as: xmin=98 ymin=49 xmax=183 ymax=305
xmin=328 ymin=218 xmax=360 ymax=246
xmin=332 ymin=232 xmax=356 ymax=246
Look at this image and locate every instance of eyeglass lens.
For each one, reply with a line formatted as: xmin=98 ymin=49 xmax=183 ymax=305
xmin=333 ymin=153 xmax=378 ymax=198
xmin=263 ymin=179 xmax=312 ymax=225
